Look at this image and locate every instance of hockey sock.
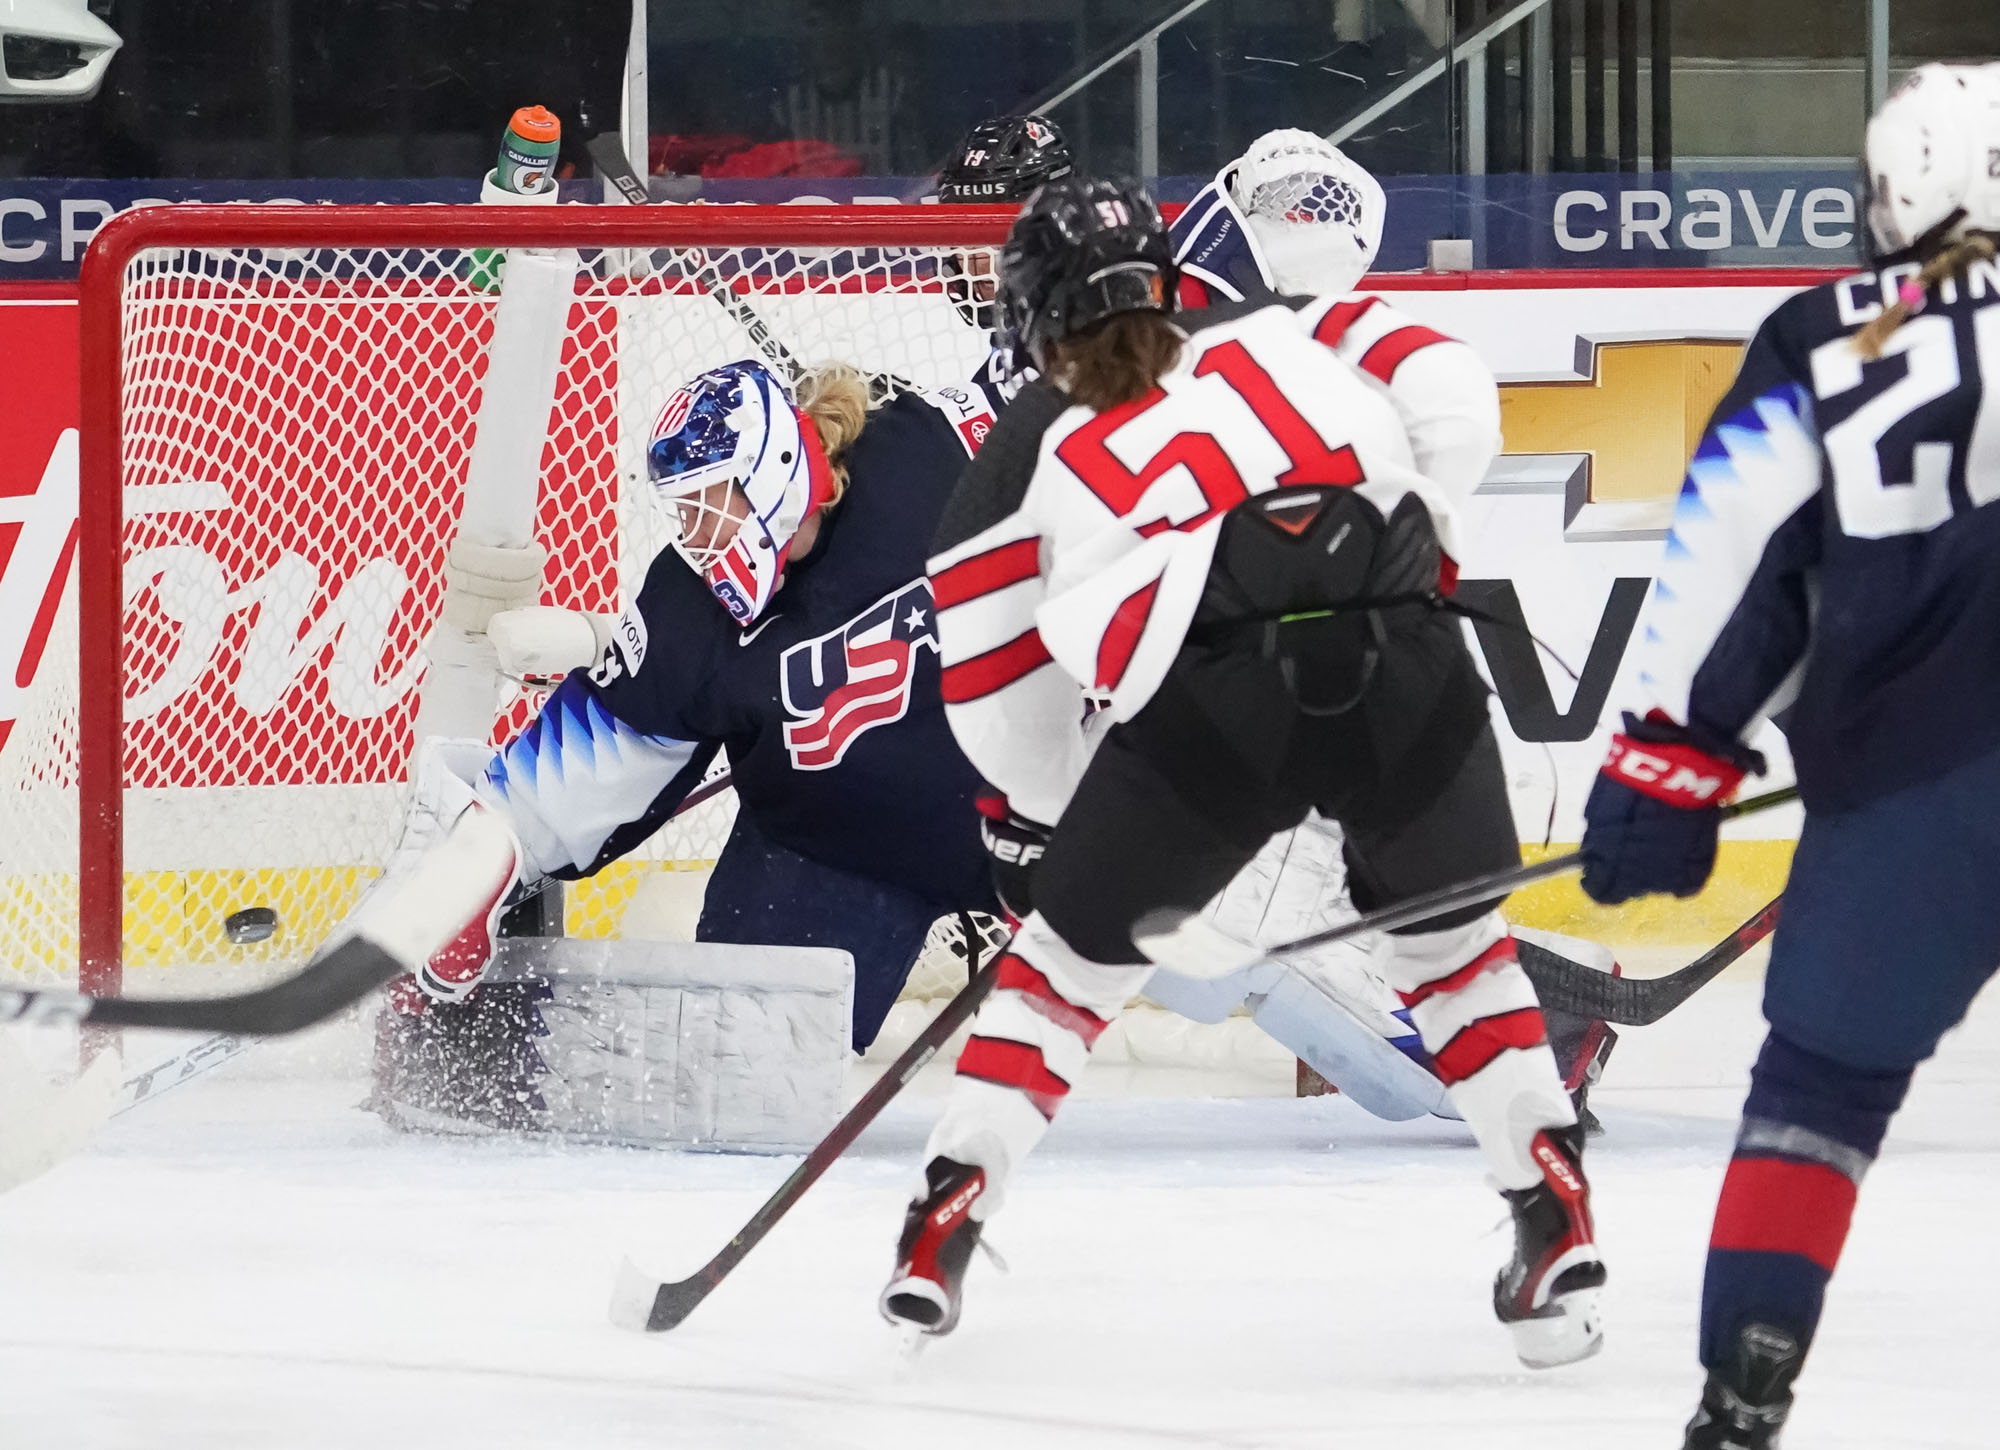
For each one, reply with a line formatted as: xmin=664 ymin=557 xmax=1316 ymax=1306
xmin=1383 ymin=912 xmax=1577 ymax=1189
xmin=1700 ymin=1030 xmax=1912 ymax=1370
xmin=925 ymin=915 xmax=1150 ymax=1216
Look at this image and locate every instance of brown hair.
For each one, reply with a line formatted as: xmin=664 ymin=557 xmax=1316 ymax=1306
xmin=1855 ymin=232 xmax=2000 ymax=358
xmin=795 ymin=362 xmax=871 ymax=504
xmin=1045 ymin=310 xmax=1184 ymax=413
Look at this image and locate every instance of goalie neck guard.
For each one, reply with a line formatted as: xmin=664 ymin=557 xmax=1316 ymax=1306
xmin=999 ymin=177 xmax=1176 ymax=374
xmin=647 ymin=360 xmax=837 ymax=626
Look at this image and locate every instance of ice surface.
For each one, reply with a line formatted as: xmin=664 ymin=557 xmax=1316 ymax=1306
xmin=1 ymin=972 xmax=1995 ymax=1449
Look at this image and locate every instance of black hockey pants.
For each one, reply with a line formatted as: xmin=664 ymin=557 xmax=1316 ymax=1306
xmin=1033 ymin=489 xmax=1520 ymax=969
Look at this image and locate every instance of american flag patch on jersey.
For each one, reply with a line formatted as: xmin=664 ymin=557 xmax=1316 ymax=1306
xmin=779 ymin=579 xmax=941 ymax=771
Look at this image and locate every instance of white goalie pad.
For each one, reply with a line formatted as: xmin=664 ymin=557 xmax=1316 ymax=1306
xmin=375 ymin=937 xmax=854 ymax=1153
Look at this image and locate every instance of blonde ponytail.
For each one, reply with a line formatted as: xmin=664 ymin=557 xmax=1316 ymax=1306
xmin=1855 ymin=232 xmax=2000 ymax=358
xmin=796 ymin=363 xmax=871 ymax=504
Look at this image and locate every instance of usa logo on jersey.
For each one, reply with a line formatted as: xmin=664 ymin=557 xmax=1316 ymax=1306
xmin=779 ymin=579 xmax=940 ymax=770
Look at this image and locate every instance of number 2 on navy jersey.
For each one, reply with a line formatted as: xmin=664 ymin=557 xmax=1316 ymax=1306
xmin=1810 ymin=305 xmax=2000 ymax=539
xmin=1053 ymin=338 xmax=1366 ymax=535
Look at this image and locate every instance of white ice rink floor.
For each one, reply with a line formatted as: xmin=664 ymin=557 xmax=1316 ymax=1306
xmin=1 ymin=968 xmax=1995 ymax=1450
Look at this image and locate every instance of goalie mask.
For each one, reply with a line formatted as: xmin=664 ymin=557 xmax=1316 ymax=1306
xmin=1227 ymin=129 xmax=1385 ymax=297
xmin=1863 ymin=62 xmax=2000 ymax=260
xmin=647 ymin=360 xmax=836 ymax=626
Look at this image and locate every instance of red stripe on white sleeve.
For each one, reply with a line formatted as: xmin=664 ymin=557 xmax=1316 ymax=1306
xmin=1093 ymin=577 xmax=1160 ymax=693
xmin=1358 ymin=325 xmax=1453 ymax=383
xmin=932 ymin=536 xmax=1042 ymax=610
xmin=1312 ymin=296 xmax=1379 ymax=348
xmin=941 ymin=629 xmax=1054 ymax=704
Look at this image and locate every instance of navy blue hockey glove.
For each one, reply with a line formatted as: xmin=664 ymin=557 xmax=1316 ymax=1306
xmin=1579 ymin=713 xmax=1762 ymax=905
xmin=976 ymin=792 xmax=1052 ymax=925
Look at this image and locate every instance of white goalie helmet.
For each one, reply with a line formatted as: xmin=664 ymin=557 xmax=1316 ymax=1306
xmin=646 ymin=360 xmax=836 ymax=627
xmin=0 ymin=0 xmax=121 ymax=103
xmin=1864 ymin=62 xmax=2000 ymax=256
xmin=1227 ymin=129 xmax=1387 ymax=297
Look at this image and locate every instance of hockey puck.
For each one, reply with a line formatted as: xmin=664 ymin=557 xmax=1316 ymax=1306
xmin=223 ymin=907 xmax=279 ymax=945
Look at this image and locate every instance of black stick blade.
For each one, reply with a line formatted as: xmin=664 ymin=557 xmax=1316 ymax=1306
xmin=609 ymin=1256 xmax=709 ymax=1333
xmin=84 ymin=937 xmax=403 ymax=1035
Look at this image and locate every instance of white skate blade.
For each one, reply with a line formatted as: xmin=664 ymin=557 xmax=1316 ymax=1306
xmin=1508 ymin=1288 xmax=1604 ymax=1369
xmin=892 ymin=1323 xmax=931 ymax=1379
xmin=607 ymin=1255 xmax=664 ymax=1333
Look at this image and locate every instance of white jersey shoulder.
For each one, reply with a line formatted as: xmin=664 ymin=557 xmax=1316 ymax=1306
xmin=1292 ymin=292 xmax=1501 ymax=503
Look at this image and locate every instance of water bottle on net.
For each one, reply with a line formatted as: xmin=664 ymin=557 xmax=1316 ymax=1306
xmin=471 ymin=105 xmax=562 ymax=288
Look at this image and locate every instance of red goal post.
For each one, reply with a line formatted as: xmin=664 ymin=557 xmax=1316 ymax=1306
xmin=53 ymin=203 xmax=1016 ymax=996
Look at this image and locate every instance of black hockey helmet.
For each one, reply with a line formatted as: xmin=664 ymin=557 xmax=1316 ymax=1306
xmin=936 ymin=114 xmax=1073 ymax=204
xmin=998 ymin=177 xmax=1176 ymax=373
xmin=937 ymin=115 xmax=1074 ymax=331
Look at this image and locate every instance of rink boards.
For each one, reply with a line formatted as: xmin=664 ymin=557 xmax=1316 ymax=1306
xmin=0 ymin=266 xmax=1839 ymax=972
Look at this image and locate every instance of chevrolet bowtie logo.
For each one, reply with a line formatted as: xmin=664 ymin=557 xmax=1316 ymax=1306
xmin=1498 ymin=338 xmax=1745 ymax=503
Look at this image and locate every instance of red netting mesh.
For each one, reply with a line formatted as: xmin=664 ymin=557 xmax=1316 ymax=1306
xmin=1 ymin=224 xmax=1001 ymax=987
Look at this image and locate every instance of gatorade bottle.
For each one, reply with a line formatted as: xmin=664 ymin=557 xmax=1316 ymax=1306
xmin=472 ymin=105 xmax=561 ymax=288
xmin=495 ymin=105 xmax=561 ymax=195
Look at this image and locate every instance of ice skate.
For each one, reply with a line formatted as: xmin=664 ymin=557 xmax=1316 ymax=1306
xmin=880 ymin=1156 xmax=987 ymax=1336
xmin=1681 ymin=1323 xmax=1801 ymax=1449
xmin=1493 ymin=1125 xmax=1606 ymax=1368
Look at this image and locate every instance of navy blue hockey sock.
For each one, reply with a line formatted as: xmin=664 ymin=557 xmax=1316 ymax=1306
xmin=1699 ymin=1030 xmax=1912 ymax=1370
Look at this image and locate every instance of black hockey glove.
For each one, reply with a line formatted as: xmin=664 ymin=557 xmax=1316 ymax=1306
xmin=976 ymin=792 xmax=1052 ymax=924
xmin=1580 ymin=712 xmax=1763 ymax=904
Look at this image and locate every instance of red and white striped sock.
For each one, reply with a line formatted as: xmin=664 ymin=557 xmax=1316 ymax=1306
xmin=924 ymin=915 xmax=1150 ymax=1215
xmin=1383 ymin=912 xmax=1577 ymax=1189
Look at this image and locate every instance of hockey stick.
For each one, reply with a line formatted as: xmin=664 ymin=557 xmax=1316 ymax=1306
xmin=610 ymin=933 xmax=1006 ymax=1334
xmin=1516 ymin=896 xmax=1782 ymax=1027
xmin=114 ymin=1031 xmax=252 ymax=1114
xmin=1250 ymin=785 xmax=1800 ymax=960
xmin=585 ymin=134 xmax=805 ymax=388
xmin=0 ymin=938 xmax=403 ymax=1036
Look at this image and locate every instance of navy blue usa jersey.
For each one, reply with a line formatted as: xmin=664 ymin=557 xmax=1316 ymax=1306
xmin=477 ymin=388 xmax=992 ymax=908
xmin=1630 ymin=264 xmax=2000 ymax=812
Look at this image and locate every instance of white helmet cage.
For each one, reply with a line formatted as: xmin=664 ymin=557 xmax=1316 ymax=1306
xmin=646 ymin=360 xmax=831 ymax=626
xmin=1227 ymin=129 xmax=1387 ymax=297
xmin=1864 ymin=62 xmax=2000 ymax=257
xmin=0 ymin=0 xmax=121 ymax=103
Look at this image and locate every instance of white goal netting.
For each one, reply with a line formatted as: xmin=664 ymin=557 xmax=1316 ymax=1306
xmin=0 ymin=213 xmax=1002 ymax=998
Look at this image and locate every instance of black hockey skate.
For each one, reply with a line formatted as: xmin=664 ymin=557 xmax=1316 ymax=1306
xmin=1493 ymin=1125 xmax=1607 ymax=1368
xmin=1681 ymin=1323 xmax=1802 ymax=1449
xmin=880 ymin=1156 xmax=986 ymax=1336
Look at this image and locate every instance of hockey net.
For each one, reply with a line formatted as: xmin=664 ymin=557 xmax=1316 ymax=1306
xmin=0 ymin=204 xmax=1010 ymax=1000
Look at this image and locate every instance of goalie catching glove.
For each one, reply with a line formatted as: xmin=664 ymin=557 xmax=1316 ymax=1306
xmin=1579 ymin=712 xmax=1763 ymax=904
xmin=975 ymin=792 xmax=1051 ymax=923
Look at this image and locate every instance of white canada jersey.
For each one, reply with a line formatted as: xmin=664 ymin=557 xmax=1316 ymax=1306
xmin=928 ymin=300 xmax=1463 ymax=824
